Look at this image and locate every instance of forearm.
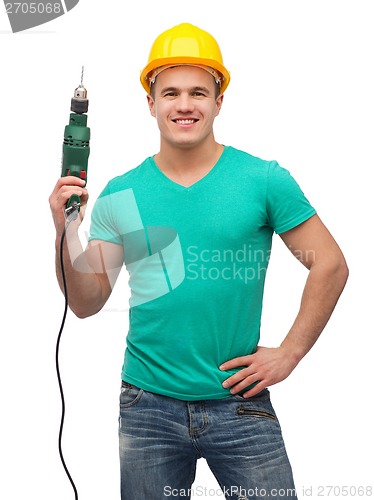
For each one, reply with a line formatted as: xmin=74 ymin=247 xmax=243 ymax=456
xmin=280 ymin=256 xmax=349 ymax=365
xmin=55 ymin=224 xmax=107 ymax=318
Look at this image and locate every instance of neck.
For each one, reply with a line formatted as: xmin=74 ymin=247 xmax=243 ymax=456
xmin=154 ymin=138 xmax=224 ymax=184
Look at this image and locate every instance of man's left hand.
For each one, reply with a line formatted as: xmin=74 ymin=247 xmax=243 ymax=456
xmin=219 ymin=346 xmax=298 ymax=398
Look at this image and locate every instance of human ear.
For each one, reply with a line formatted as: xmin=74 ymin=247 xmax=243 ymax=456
xmin=215 ymin=94 xmax=224 ymax=116
xmin=147 ymin=94 xmax=156 ymax=117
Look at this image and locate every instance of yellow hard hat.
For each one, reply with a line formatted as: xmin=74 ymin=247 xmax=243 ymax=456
xmin=140 ymin=23 xmax=230 ymax=94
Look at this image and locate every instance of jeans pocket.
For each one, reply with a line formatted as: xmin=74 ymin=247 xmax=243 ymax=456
xmin=119 ymin=382 xmax=144 ymax=408
xmin=236 ymin=405 xmax=278 ymax=421
xmin=234 ymin=389 xmax=278 ymax=421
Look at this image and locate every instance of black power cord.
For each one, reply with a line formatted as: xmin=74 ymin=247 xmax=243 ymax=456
xmin=56 ymin=212 xmax=79 ymax=500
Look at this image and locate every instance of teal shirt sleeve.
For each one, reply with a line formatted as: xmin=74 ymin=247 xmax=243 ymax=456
xmin=266 ymin=161 xmax=317 ymax=234
xmin=88 ymin=182 xmax=123 ymax=245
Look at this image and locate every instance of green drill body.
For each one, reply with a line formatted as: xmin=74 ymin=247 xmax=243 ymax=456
xmin=61 ymin=70 xmax=90 ymax=214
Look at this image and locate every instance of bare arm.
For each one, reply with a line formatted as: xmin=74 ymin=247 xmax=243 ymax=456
xmin=50 ymin=177 xmax=124 ymax=318
xmin=277 ymin=214 xmax=349 ymax=361
xmin=220 ymin=214 xmax=349 ymax=397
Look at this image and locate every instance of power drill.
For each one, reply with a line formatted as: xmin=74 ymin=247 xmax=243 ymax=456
xmin=61 ymin=67 xmax=90 ymax=219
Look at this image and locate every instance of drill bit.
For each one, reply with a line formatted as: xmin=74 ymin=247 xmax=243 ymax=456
xmin=80 ymin=65 xmax=84 ymax=88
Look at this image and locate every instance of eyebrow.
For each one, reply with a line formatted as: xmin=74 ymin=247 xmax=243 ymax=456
xmin=160 ymin=86 xmax=211 ymax=95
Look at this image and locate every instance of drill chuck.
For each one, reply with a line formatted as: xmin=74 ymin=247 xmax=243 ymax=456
xmin=71 ymin=85 xmax=89 ymax=114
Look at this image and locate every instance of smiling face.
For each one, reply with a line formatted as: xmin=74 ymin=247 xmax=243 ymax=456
xmin=147 ymin=65 xmax=224 ymax=152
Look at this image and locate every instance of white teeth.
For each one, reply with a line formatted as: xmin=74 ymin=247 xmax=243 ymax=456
xmin=175 ymin=119 xmax=196 ymax=124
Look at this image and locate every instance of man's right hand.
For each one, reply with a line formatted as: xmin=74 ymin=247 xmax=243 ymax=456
xmin=49 ymin=176 xmax=88 ymax=234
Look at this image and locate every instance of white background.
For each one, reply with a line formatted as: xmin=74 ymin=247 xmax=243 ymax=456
xmin=1 ymin=1 xmax=373 ymax=499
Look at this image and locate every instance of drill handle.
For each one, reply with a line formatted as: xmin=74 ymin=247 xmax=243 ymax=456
xmin=62 ymin=166 xmax=87 ymax=212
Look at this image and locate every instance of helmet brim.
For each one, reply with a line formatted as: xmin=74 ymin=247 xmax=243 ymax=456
xmin=140 ymin=57 xmax=230 ymax=94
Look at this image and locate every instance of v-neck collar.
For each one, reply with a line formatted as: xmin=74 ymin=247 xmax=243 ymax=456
xmin=148 ymin=146 xmax=227 ymax=193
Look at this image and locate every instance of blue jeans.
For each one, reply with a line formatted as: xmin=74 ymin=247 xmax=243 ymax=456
xmin=118 ymin=382 xmax=297 ymax=500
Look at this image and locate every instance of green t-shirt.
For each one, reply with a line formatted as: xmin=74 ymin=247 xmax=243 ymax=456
xmin=89 ymin=146 xmax=316 ymax=400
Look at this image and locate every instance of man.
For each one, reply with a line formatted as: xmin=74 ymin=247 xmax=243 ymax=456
xmin=49 ymin=23 xmax=348 ymax=500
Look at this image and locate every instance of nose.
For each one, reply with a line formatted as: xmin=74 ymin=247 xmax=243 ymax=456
xmin=176 ymin=92 xmax=195 ymax=113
